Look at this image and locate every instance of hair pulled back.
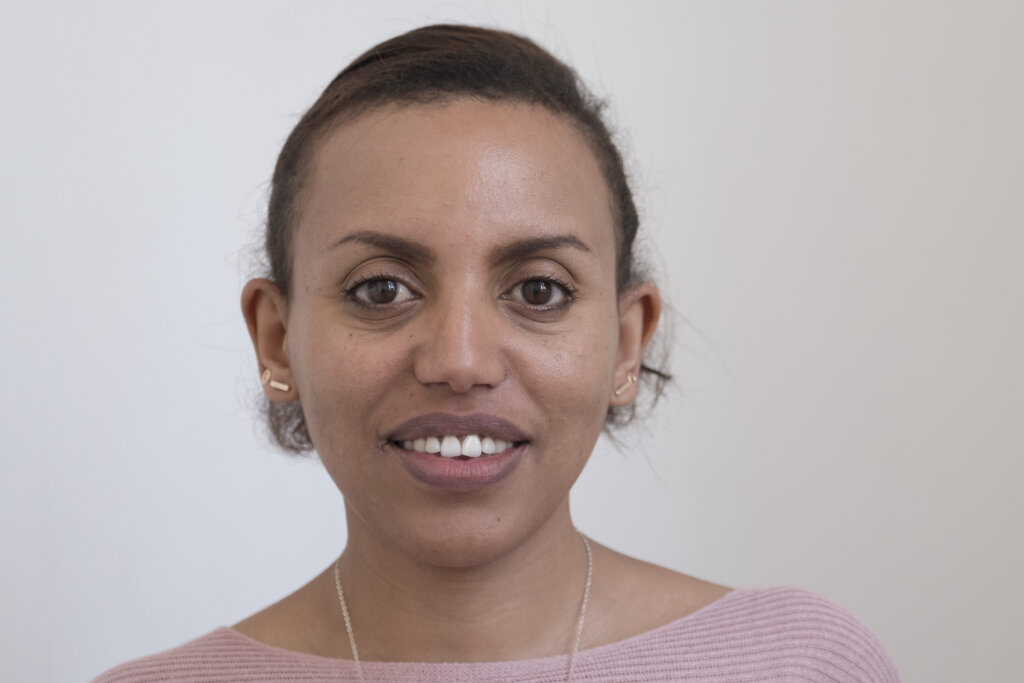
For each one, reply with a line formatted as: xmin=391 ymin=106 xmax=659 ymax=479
xmin=261 ymin=24 xmax=666 ymax=453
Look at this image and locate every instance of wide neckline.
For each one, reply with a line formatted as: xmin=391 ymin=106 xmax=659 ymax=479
xmin=219 ymin=586 xmax=749 ymax=669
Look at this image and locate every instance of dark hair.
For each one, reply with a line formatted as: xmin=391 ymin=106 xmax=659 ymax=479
xmin=261 ymin=24 xmax=669 ymax=453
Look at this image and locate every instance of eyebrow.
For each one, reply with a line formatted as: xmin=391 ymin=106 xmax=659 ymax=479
xmin=331 ymin=231 xmax=435 ymax=264
xmin=489 ymin=234 xmax=592 ymax=265
xmin=330 ymin=230 xmax=591 ymax=264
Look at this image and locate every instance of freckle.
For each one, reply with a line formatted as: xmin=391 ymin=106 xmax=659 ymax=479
xmin=496 ymin=516 xmax=501 ymax=523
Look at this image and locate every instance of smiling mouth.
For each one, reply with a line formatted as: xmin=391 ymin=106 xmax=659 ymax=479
xmin=393 ymin=434 xmax=524 ymax=459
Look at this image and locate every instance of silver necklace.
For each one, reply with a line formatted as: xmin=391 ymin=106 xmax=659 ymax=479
xmin=334 ymin=531 xmax=594 ymax=683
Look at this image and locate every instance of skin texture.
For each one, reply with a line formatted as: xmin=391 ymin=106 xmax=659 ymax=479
xmin=239 ymin=99 xmax=728 ymax=662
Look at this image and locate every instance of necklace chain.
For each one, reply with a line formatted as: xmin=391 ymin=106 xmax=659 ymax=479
xmin=333 ymin=567 xmax=362 ymax=679
xmin=567 ymin=531 xmax=593 ymax=681
xmin=333 ymin=531 xmax=593 ymax=683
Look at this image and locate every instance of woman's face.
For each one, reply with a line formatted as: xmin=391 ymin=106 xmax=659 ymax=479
xmin=254 ymin=99 xmax=654 ymax=566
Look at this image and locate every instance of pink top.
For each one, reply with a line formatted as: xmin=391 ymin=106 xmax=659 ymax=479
xmin=93 ymin=586 xmax=900 ymax=682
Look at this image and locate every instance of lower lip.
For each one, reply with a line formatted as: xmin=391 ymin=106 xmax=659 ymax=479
xmin=391 ymin=442 xmax=526 ymax=492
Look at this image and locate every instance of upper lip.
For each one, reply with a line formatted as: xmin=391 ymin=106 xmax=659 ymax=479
xmin=386 ymin=413 xmax=529 ymax=443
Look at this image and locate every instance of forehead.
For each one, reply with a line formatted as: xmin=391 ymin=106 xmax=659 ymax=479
xmin=295 ymin=99 xmax=616 ymax=256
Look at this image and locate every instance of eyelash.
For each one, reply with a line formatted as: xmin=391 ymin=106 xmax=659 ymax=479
xmin=342 ymin=274 xmax=577 ymax=311
xmin=343 ymin=272 xmax=416 ymax=308
xmin=507 ymin=275 xmax=577 ymax=311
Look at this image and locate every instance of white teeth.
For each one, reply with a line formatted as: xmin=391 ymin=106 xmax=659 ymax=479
xmin=440 ymin=436 xmax=462 ymax=458
xmin=401 ymin=434 xmax=517 ymax=456
xmin=461 ymin=434 xmax=482 ymax=458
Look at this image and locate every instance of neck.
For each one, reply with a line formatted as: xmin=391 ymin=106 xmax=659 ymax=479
xmin=330 ymin=501 xmax=589 ymax=663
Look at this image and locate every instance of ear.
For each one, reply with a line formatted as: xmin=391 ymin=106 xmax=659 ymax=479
xmin=241 ymin=278 xmax=296 ymax=402
xmin=610 ymin=283 xmax=661 ymax=405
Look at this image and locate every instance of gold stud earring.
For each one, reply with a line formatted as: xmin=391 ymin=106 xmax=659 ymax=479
xmin=260 ymin=368 xmax=290 ymax=393
xmin=613 ymin=373 xmax=638 ymax=397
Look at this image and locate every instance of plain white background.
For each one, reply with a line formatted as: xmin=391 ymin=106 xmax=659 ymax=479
xmin=1 ymin=2 xmax=1020 ymax=681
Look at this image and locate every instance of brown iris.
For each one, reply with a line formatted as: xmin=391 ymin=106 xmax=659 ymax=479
xmin=365 ymin=279 xmax=399 ymax=304
xmin=520 ymin=280 xmax=554 ymax=305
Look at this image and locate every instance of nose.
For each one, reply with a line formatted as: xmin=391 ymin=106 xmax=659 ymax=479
xmin=413 ymin=290 xmax=506 ymax=393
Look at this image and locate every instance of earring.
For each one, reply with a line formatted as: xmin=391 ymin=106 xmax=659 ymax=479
xmin=614 ymin=373 xmax=638 ymax=397
xmin=260 ymin=368 xmax=291 ymax=393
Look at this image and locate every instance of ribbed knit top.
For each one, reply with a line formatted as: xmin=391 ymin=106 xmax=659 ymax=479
xmin=92 ymin=586 xmax=900 ymax=682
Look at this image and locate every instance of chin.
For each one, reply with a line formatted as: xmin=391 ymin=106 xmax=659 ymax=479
xmin=389 ymin=511 xmax=544 ymax=569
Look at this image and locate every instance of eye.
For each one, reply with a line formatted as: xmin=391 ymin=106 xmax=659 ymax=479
xmin=509 ymin=278 xmax=572 ymax=308
xmin=347 ymin=277 xmax=416 ymax=306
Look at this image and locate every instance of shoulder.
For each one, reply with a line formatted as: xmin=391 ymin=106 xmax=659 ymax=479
xmin=91 ymin=629 xmax=240 ymax=682
xmin=587 ymin=548 xmax=900 ymax=680
xmin=90 ymin=627 xmax=358 ymax=683
xmin=643 ymin=586 xmax=902 ymax=682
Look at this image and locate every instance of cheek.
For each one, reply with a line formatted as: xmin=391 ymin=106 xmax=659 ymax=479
xmin=510 ymin=315 xmax=618 ymax=434
xmin=290 ymin=321 xmax=410 ymax=446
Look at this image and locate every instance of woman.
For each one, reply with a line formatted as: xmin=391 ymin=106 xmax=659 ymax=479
xmin=96 ymin=24 xmax=900 ymax=682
